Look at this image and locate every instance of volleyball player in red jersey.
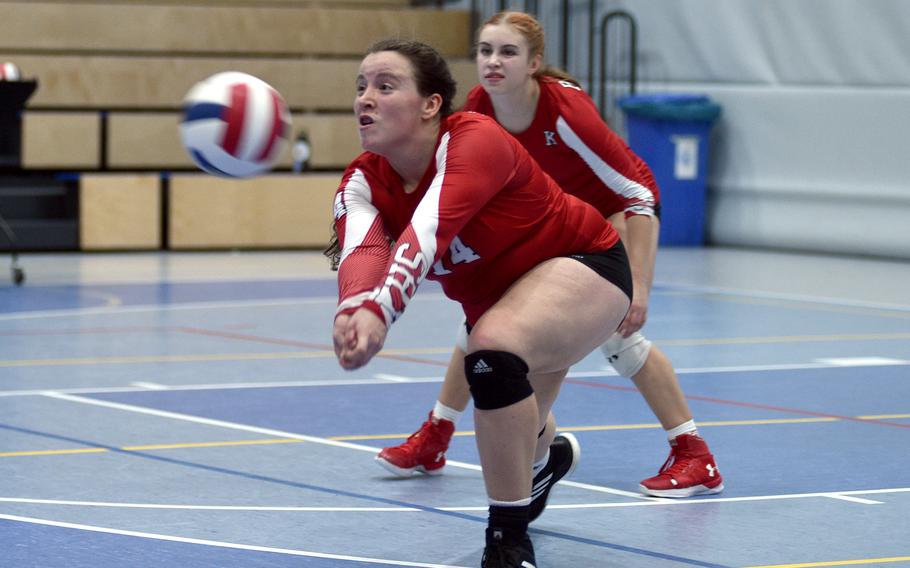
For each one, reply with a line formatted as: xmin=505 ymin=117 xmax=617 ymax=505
xmin=329 ymin=39 xmax=632 ymax=566
xmin=377 ymin=11 xmax=724 ymax=500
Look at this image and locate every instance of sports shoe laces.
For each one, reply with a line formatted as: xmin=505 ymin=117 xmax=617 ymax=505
xmin=399 ymin=421 xmax=434 ymax=451
xmin=657 ymin=446 xmax=703 ymax=477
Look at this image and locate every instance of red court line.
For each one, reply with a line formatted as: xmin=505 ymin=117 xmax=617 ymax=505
xmin=0 ymin=326 xmax=172 ymax=336
xmin=565 ymin=378 xmax=910 ymax=430
xmin=176 ymin=326 xmax=449 ymax=367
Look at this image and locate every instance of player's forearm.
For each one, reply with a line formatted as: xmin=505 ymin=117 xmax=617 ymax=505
xmin=623 ymin=214 xmax=658 ymax=299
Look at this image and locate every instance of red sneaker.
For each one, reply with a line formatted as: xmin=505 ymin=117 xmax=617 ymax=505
xmin=639 ymin=433 xmax=724 ymax=498
xmin=375 ymin=412 xmax=455 ymax=477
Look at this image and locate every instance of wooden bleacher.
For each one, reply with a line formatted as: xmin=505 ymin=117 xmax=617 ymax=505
xmin=0 ymin=0 xmax=477 ymax=250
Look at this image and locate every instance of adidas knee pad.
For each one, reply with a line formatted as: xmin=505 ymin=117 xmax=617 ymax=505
xmin=600 ymin=331 xmax=652 ymax=377
xmin=465 ymin=350 xmax=533 ymax=410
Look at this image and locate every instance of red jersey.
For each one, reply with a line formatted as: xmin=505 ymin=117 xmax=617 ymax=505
xmin=463 ymin=77 xmax=659 ymax=219
xmin=333 ymin=112 xmax=619 ymax=327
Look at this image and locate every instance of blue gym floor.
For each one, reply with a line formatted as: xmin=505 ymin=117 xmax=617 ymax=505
xmin=1 ymin=247 xmax=908 ymax=567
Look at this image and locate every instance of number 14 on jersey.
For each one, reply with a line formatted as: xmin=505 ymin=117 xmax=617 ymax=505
xmin=432 ymin=236 xmax=480 ymax=275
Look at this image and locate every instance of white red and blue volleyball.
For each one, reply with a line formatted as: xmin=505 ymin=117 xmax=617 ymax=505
xmin=180 ymin=72 xmax=292 ymax=178
xmin=0 ymin=62 xmax=21 ymax=81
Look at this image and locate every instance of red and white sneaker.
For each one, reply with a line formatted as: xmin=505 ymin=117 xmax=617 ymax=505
xmin=639 ymin=433 xmax=724 ymax=498
xmin=375 ymin=412 xmax=455 ymax=477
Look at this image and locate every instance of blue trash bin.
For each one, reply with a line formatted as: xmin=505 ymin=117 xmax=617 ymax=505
xmin=619 ymin=94 xmax=721 ymax=246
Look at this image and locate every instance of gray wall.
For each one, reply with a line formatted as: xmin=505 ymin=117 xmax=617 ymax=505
xmin=465 ymin=0 xmax=910 ymax=259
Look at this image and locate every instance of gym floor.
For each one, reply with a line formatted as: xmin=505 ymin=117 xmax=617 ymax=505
xmin=1 ymin=247 xmax=908 ymax=567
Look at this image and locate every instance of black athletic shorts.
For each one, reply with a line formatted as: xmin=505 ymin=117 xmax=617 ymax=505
xmin=565 ymin=240 xmax=634 ymax=302
xmin=464 ymin=240 xmax=634 ymax=337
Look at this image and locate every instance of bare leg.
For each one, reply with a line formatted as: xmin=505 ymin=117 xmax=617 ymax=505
xmin=438 ymin=346 xmax=472 ymax=411
xmin=630 ymin=346 xmax=693 ymax=430
xmin=474 ymin=395 xmax=538 ymax=501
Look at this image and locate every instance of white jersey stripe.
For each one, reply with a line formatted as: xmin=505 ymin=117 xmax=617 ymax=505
xmin=337 ymin=168 xmax=377 ymax=268
xmin=555 ymin=116 xmax=656 ymax=216
xmin=410 ymin=131 xmax=449 ymax=279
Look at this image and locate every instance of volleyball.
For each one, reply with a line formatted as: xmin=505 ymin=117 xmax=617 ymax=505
xmin=180 ymin=71 xmax=292 ymax=178
xmin=0 ymin=62 xmax=21 ymax=81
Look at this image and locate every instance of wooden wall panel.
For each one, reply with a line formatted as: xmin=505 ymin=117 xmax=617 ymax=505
xmin=0 ymin=3 xmax=469 ymax=56
xmin=168 ymin=173 xmax=337 ymax=249
xmin=80 ymin=174 xmax=161 ymax=249
xmin=21 ymin=112 xmax=100 ymax=169
xmin=5 ymin=54 xmax=478 ymax=111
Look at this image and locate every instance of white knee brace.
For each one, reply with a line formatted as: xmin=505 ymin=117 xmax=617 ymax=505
xmin=599 ymin=331 xmax=652 ymax=377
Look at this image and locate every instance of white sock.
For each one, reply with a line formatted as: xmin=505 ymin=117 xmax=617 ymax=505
xmin=532 ymin=451 xmax=549 ymax=476
xmin=666 ymin=419 xmax=697 ymax=442
xmin=488 ymin=497 xmax=532 ymax=507
xmin=432 ymin=401 xmax=463 ymax=424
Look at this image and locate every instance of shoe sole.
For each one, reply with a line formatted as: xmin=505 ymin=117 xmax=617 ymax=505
xmin=375 ymin=456 xmax=445 ymax=477
xmin=559 ymin=432 xmax=581 ymax=478
xmin=638 ymin=481 xmax=724 ymax=498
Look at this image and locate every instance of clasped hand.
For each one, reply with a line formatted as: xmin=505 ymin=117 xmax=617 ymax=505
xmin=332 ymin=308 xmax=387 ymax=370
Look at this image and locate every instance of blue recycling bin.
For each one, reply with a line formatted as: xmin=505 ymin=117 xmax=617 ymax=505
xmin=619 ymin=94 xmax=721 ymax=246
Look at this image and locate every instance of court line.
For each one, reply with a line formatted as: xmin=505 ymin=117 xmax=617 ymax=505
xmin=175 ymin=327 xmax=450 ymax=367
xmin=21 ymin=393 xmax=910 ymax=507
xmin=0 ymin=421 xmax=729 ymax=567
xmin=741 ymin=556 xmax=910 ymax=567
xmin=0 ymin=293 xmax=447 ymax=322
xmin=655 ymin=282 xmax=910 ymax=314
xmin=0 ymin=344 xmax=910 ymax=370
xmin=7 ymin=414 xmax=909 ymax=458
xmin=39 ymin=392 xmax=644 ymax=500
xmin=0 ymin=360 xmax=910 ymax=397
xmin=0 ymin=377 xmax=447 ymax=398
xmin=3 ymin=488 xmax=909 ymax=513
xmin=565 ymin=378 xmax=910 ymax=429
xmin=0 ymin=513 xmax=470 ymax=568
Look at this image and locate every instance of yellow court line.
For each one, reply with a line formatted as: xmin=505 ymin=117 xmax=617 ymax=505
xmin=743 ymin=556 xmax=910 ymax=567
xmin=122 ymin=438 xmax=303 ymax=451
xmin=858 ymin=414 xmax=910 ymax=420
xmin=0 ymin=439 xmax=302 ymax=458
xmin=0 ymin=448 xmax=108 ymax=458
xmin=327 ymin=417 xmax=845 ymax=442
xmin=2 ymin=415 xmax=905 ymax=457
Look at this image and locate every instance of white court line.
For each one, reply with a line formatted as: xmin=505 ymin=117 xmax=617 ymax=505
xmin=0 ymin=513 xmax=469 ymax=568
xmin=0 ymin=498 xmax=420 ymax=512
xmin=40 ymin=392 xmax=646 ymax=501
xmin=131 ymin=382 xmax=168 ymax=390
xmin=0 ymin=377 xmax=446 ymax=398
xmin=655 ymin=282 xmax=910 ymax=313
xmin=374 ymin=374 xmax=416 ymax=382
xmin=33 ymin=393 xmax=908 ymax=504
xmin=4 ymin=487 xmax=907 ymax=513
xmin=824 ymin=495 xmax=884 ymax=505
xmin=3 ymin=358 xmax=908 ymax=398
xmin=41 ymin=392 xmax=411 ymax=455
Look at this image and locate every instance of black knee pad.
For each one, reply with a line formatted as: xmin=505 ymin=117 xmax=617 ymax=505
xmin=465 ymin=350 xmax=533 ymax=410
